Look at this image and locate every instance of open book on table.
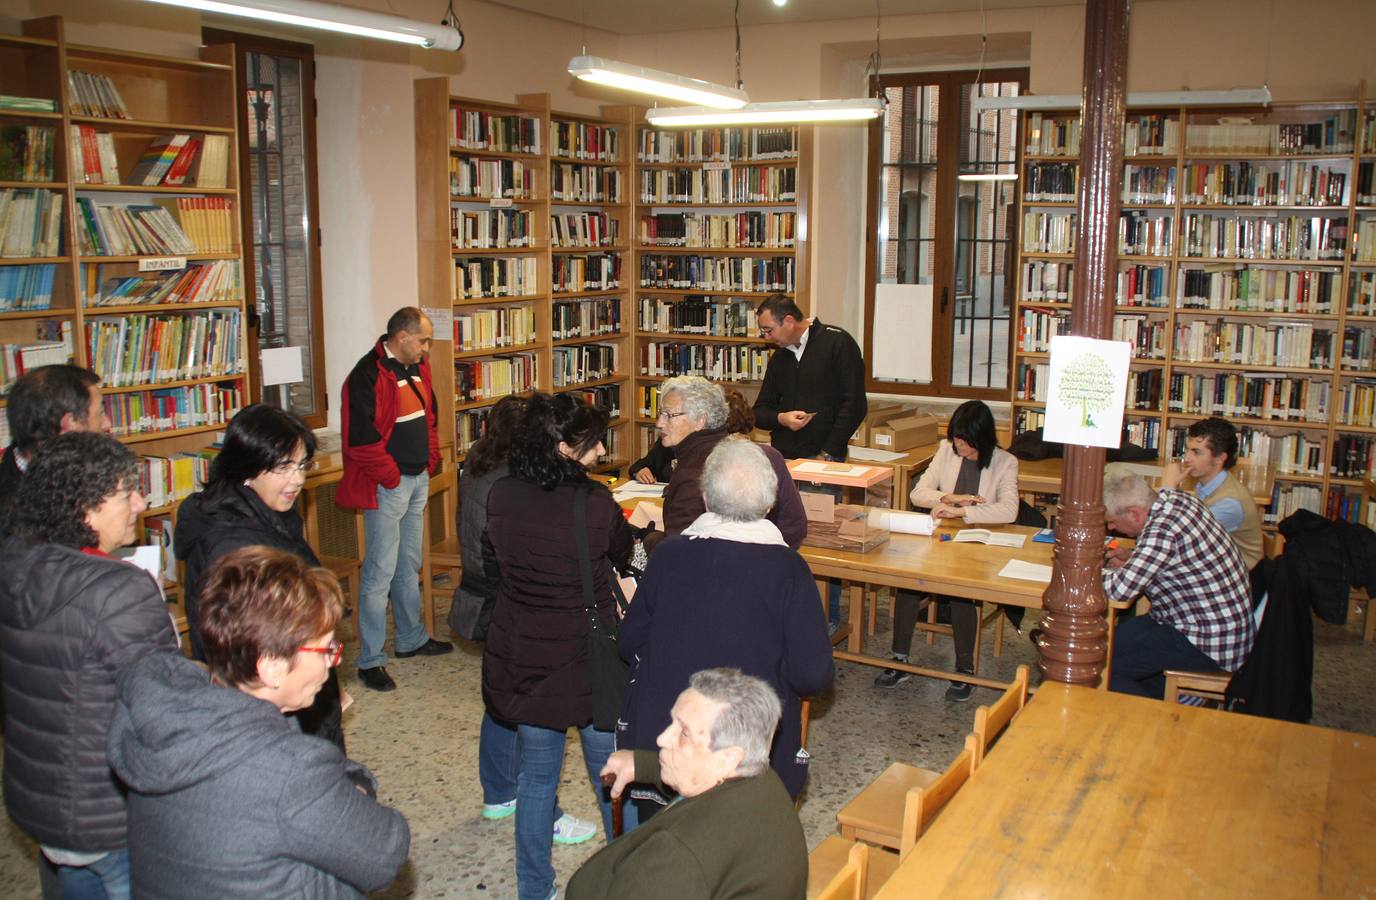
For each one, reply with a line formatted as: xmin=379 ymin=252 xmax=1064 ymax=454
xmin=953 ymin=529 xmax=1027 ymax=549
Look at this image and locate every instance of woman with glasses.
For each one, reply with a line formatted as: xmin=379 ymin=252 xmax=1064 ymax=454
xmin=109 ymin=546 xmax=410 ymax=898
xmin=176 ymin=403 xmax=346 ymax=749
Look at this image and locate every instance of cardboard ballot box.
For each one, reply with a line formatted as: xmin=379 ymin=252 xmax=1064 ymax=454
xmin=869 ymin=414 xmax=939 ymax=452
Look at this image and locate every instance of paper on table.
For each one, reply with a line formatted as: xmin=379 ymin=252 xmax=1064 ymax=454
xmin=800 ymin=491 xmax=835 ymax=523
xmin=954 ymin=529 xmax=1028 ymax=548
xmin=627 ymin=501 xmax=663 ymax=530
xmin=793 ymin=461 xmax=871 ymax=477
xmin=260 ymin=346 xmax=304 ymax=386
xmin=998 ymin=559 xmax=1053 ymax=583
xmin=869 ymin=509 xmax=936 ymax=535
xmin=847 ymin=445 xmax=906 ymax=463
xmin=613 ymin=483 xmax=666 ymax=503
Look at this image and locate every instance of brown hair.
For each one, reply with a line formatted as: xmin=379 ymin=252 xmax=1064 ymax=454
xmin=723 ymin=388 xmax=755 ymax=435
xmin=198 ymin=546 xmax=344 ymax=688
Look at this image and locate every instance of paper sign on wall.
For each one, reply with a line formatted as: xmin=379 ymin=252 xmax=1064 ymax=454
xmin=1043 ymin=335 xmax=1131 ymax=449
xmin=423 ymin=306 xmax=453 ymax=339
xmin=260 ymin=346 xmax=304 ymax=386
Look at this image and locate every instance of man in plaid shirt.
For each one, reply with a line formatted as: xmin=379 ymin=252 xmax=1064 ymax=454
xmin=1101 ymin=464 xmax=1255 ymax=698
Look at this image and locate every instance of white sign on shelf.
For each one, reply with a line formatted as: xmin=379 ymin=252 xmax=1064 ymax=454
xmin=138 ymin=256 xmax=187 ymax=272
xmin=260 ymin=346 xmax=304 ymax=386
xmin=423 ymin=306 xmax=453 ymax=339
xmin=488 ymin=197 xmax=514 ymax=208
xmin=1043 ymin=335 xmax=1131 ymax=449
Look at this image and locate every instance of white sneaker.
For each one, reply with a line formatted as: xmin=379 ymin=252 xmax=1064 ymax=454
xmin=552 ymin=813 xmax=597 ymax=845
xmin=481 ymin=799 xmax=516 ymax=820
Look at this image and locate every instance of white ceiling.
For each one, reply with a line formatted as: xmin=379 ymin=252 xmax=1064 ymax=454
xmin=483 ymin=0 xmax=1083 ymax=35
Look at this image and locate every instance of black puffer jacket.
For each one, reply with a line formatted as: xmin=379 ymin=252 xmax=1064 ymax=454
xmin=482 ymin=477 xmax=632 ymax=730
xmin=0 ymin=537 xmax=178 ymax=852
xmin=452 ymin=463 xmax=508 ymax=641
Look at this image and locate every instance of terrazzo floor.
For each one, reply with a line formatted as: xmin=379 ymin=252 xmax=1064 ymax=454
xmin=1 ymin=591 xmax=1374 ymax=898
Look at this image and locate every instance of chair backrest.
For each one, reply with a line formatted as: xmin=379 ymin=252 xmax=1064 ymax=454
xmin=898 ymin=733 xmax=979 ymax=856
xmin=972 ymin=664 xmax=1029 ymax=765
xmin=815 ymin=841 xmax=868 ymax=900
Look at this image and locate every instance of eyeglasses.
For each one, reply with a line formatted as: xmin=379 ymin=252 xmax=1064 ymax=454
xmin=298 ymin=638 xmax=343 ymax=667
xmin=758 ymin=324 xmax=776 ymax=337
xmin=656 ymin=410 xmax=687 ymax=422
xmin=270 ymin=458 xmax=317 ymax=476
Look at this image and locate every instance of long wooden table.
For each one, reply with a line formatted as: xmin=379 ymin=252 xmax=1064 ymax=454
xmin=875 ymin=684 xmax=1376 ymax=898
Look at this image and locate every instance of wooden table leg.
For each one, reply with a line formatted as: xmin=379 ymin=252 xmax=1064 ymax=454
xmin=847 ymin=582 xmax=865 ymax=653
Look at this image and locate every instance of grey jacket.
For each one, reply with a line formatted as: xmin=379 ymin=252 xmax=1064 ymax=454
xmin=0 ymin=537 xmax=178 ymax=852
xmin=451 ymin=463 xmax=507 ymax=640
xmin=108 ymin=652 xmax=410 ymax=898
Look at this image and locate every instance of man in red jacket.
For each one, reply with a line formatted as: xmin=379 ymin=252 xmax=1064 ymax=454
xmin=339 ymin=307 xmax=451 ymax=691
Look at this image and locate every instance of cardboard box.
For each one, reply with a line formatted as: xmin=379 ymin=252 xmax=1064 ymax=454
xmin=850 ymin=402 xmax=913 ymax=447
xmin=869 ymin=414 xmax=939 ymax=452
xmin=801 ymin=503 xmax=891 ymax=553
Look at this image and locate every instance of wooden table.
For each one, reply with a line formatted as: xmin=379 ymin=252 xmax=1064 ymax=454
xmin=876 ymin=684 xmax=1376 ymax=898
xmin=1017 ymin=456 xmax=1273 ymax=506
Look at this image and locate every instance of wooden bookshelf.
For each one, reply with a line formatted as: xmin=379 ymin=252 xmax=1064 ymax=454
xmin=1011 ymin=94 xmax=1376 ymax=526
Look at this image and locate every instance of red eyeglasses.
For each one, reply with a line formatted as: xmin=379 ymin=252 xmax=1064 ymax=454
xmin=298 ymin=639 xmax=343 ymax=667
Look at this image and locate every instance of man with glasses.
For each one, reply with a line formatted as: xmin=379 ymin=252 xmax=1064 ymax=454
xmin=339 ymin=307 xmax=452 ymax=692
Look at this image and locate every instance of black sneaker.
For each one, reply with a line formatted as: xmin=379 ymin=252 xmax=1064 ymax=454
xmin=873 ymin=667 xmax=912 ymax=689
xmin=357 ymin=666 xmax=397 ymax=692
xmin=395 ymin=637 xmax=455 ymax=658
xmin=944 ymin=680 xmax=973 ymax=702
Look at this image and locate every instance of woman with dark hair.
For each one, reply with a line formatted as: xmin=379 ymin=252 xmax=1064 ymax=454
xmin=482 ymin=392 xmax=634 ymax=900
xmin=109 ymin=546 xmax=409 ymax=898
xmin=874 ymin=400 xmax=1019 ymax=702
xmin=0 ymin=432 xmax=178 ymax=898
xmin=175 ymin=403 xmax=346 ymax=749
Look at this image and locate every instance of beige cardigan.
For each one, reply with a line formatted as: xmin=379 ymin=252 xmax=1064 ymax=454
xmin=909 ymin=442 xmax=1020 ymax=525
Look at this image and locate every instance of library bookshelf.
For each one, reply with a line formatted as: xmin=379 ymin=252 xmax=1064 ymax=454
xmin=0 ymin=17 xmax=251 ymax=623
xmin=1011 ymin=93 xmax=1376 ymax=526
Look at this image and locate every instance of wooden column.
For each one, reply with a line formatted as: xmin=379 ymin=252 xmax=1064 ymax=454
xmin=1037 ymin=0 xmax=1129 ymax=686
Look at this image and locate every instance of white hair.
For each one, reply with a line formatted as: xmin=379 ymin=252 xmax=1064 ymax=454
xmin=688 ymin=668 xmax=781 ymax=778
xmin=1102 ymin=463 xmax=1157 ymax=518
xmin=702 ymin=437 xmax=777 ymax=522
xmin=660 ymin=376 xmax=728 ymax=430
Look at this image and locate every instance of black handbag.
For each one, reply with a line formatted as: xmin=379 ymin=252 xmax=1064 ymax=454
xmin=573 ymin=483 xmax=628 ymax=732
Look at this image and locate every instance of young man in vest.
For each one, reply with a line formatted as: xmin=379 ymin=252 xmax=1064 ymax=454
xmin=1161 ymin=416 xmax=1263 ymax=570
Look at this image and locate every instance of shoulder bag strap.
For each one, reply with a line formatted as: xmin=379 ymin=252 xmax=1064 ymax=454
xmin=572 ymin=482 xmax=598 ymax=613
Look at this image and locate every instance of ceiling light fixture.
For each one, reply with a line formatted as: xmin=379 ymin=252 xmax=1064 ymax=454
xmin=568 ymin=56 xmax=748 ymax=109
xmin=970 ymin=86 xmax=1272 ymax=111
xmin=140 ymin=0 xmax=464 ymax=49
xmin=957 ymin=172 xmax=1018 ymax=181
xmin=646 ymin=98 xmax=883 ymax=127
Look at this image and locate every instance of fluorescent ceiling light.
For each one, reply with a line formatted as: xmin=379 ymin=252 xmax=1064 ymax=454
xmin=971 ymin=86 xmax=1272 ymax=111
xmin=957 ymin=172 xmax=1019 ymax=181
xmin=140 ymin=0 xmax=463 ymax=49
xmin=646 ymin=98 xmax=884 ymax=127
xmin=569 ymin=56 xmax=748 ymax=110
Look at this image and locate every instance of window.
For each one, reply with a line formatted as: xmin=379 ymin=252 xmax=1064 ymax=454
xmin=203 ymin=29 xmax=327 ymax=425
xmin=864 ymin=69 xmax=1026 ymax=400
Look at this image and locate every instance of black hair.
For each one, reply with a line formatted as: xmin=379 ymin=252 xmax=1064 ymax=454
xmin=207 ymin=403 xmax=317 ymax=485
xmin=1186 ymin=417 xmax=1239 ymax=470
xmin=755 ymin=293 xmax=804 ymax=323
xmin=6 ymin=364 xmax=101 ymax=454
xmin=509 ymin=392 xmax=608 ymax=491
xmin=464 ymin=395 xmax=527 ymax=479
xmin=10 ymin=432 xmax=138 ymax=549
xmin=947 ymin=400 xmax=999 ymax=469
xmin=386 ymin=306 xmax=427 ymax=339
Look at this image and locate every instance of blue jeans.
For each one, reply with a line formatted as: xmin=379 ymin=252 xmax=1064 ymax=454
xmin=799 ymin=482 xmax=844 ymax=625
xmin=480 ymin=712 xmax=566 ymax=821
xmin=514 ymin=724 xmax=615 ymax=900
xmin=358 ymin=473 xmax=430 ymax=669
xmin=39 ymin=849 xmax=130 ymax=900
xmin=1110 ymin=616 xmax=1221 ymax=699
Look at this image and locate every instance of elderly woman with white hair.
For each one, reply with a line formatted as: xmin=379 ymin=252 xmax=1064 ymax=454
xmin=566 ymin=669 xmax=809 ymax=900
xmin=617 ymin=437 xmax=833 ymax=811
xmin=643 ymin=375 xmax=806 ymax=553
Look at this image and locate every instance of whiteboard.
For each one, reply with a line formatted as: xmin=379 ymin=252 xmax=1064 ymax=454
xmin=872 ymin=283 xmax=932 ymax=384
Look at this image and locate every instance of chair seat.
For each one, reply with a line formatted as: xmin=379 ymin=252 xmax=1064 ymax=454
xmin=807 ymin=837 xmax=900 ymax=900
xmin=836 ymin=762 xmax=941 ymax=849
xmin=430 ymin=535 xmax=462 ymax=567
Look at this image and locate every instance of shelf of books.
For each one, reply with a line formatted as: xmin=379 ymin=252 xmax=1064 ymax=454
xmin=631 ymin=124 xmax=811 ymax=457
xmin=0 ymin=17 xmax=249 ymax=525
xmin=1012 ymin=93 xmax=1376 ymax=526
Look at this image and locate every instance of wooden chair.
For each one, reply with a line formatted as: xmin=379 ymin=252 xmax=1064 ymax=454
xmin=916 ymin=596 xmax=1008 ymax=670
xmin=1163 ymin=670 xmax=1229 ymax=705
xmin=971 ymin=664 xmax=1030 ymax=765
xmin=320 ymin=554 xmax=362 ymax=640
xmin=807 ymin=840 xmax=872 ymax=900
xmin=897 ymin=732 xmax=979 ymax=854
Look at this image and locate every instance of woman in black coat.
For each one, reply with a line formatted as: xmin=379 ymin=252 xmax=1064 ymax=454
xmin=176 ymin=403 xmax=345 ymax=750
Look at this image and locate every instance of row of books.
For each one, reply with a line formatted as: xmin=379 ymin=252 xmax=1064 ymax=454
xmin=1166 ymin=372 xmax=1331 ymax=422
xmin=1015 ymin=361 xmax=1049 ymax=402
xmin=0 ymin=263 xmax=58 ymax=311
xmin=552 ymin=253 xmax=622 ymax=293
xmin=454 ymin=256 xmax=538 ymax=299
xmin=104 ymin=382 xmax=243 ymax=439
xmin=457 ymin=406 xmax=493 ymax=455
xmin=76 ymin=196 xmax=236 ymax=256
xmin=0 ymin=320 xmax=72 ymax=394
xmin=85 ymin=259 xmax=242 ymax=307
xmin=0 ymin=188 xmax=64 ymax=258
xmin=1172 ymin=320 xmax=1335 ymax=369
xmin=1356 ymin=218 xmax=1376 ymax=263
xmin=551 ymin=164 xmax=623 ymax=203
xmin=1015 ymin=309 xmax=1069 ymax=353
xmin=1123 ymin=417 xmax=1162 ymax=451
xmin=453 ymin=305 xmax=537 ymax=352
xmin=1184 ymin=113 xmax=1355 ymax=156
xmin=1358 ymin=161 xmax=1375 ymax=205
xmin=637 ymin=296 xmax=759 ymax=338
xmin=1180 ymin=161 xmax=1348 ymax=207
xmin=1342 ymin=327 xmax=1375 ymax=370
xmin=450 ymin=108 xmax=541 ymax=154
xmin=1324 ymin=488 xmax=1369 ymax=526
xmin=456 ymin=353 xmax=536 ymax=403
xmin=85 ymin=309 xmax=244 ymax=387
xmin=553 ymin=298 xmax=620 ymax=340
xmin=1023 ymin=162 xmax=1076 ymax=203
xmin=1252 ymin=429 xmax=1327 ymax=478
xmin=639 ymin=341 xmax=770 ymax=382
xmin=564 ymin=384 xmax=622 ymax=420
xmin=638 ymin=166 xmax=798 ymax=205
xmin=1022 ymin=211 xmax=1076 ymax=254
xmin=1352 ymin=272 xmax=1376 ymax=317
xmin=638 ymin=211 xmax=796 ymax=249
xmin=636 ymin=385 xmax=663 ymax=419
xmin=449 ymin=157 xmax=535 ymax=200
xmin=1118 ymin=264 xmax=1168 ymax=307
xmin=1024 ymin=115 xmax=1081 ymax=157
xmin=1019 ymin=260 xmax=1073 ymax=303
xmin=1364 ymin=114 xmax=1376 ymax=154
xmin=637 ymin=128 xmax=799 ymax=164
xmin=1339 ymin=380 xmax=1376 ymax=428
xmin=1119 ymin=211 xmax=1174 ymax=257
xmin=550 ymin=122 xmax=617 ymax=163
xmin=1123 ymin=165 xmax=1175 ymax=205
xmin=1177 ymin=266 xmax=1340 ymax=313
xmin=67 ymin=70 xmax=131 ymax=119
xmin=1124 ymin=115 xmax=1179 ymax=157
xmin=638 ymin=254 xmax=795 ymax=293
xmin=1179 ymin=213 xmax=1348 ymax=261
xmin=552 ymin=343 xmax=617 ymax=387
xmin=1 ymin=125 xmax=56 ymax=183
xmin=1113 ymin=315 xmax=1168 ymax=359
xmin=1262 ymin=482 xmax=1322 ymax=526
xmin=451 ymin=208 xmax=534 ymax=250
xmin=0 ymin=95 xmax=57 ymax=113
xmin=551 ymin=212 xmax=619 ymax=248
xmin=114 ymin=132 xmax=230 ymax=188
xmin=1126 ymin=369 xmax=1163 ymax=411
xmin=135 ymin=447 xmax=218 ymax=507
xmin=1330 ymin=433 xmax=1375 ymax=480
